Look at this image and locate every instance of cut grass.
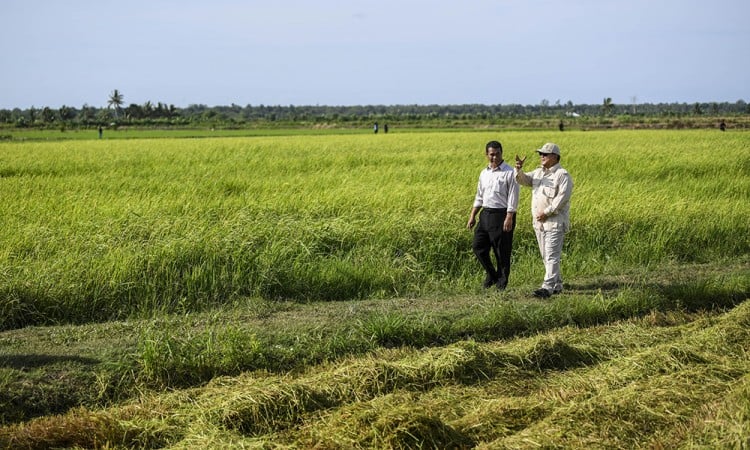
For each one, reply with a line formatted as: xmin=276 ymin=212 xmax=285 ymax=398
xmin=1 ymin=290 xmax=747 ymax=448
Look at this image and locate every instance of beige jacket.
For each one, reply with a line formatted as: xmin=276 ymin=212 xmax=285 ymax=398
xmin=515 ymin=163 xmax=573 ymax=232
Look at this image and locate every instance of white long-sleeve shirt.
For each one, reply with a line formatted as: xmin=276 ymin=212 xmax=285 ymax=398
xmin=515 ymin=163 xmax=573 ymax=231
xmin=473 ymin=162 xmax=519 ymax=212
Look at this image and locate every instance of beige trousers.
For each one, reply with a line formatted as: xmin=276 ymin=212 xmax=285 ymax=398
xmin=534 ymin=227 xmax=565 ymax=292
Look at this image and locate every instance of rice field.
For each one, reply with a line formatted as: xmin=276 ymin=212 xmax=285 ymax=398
xmin=0 ymin=129 xmax=749 ymax=448
xmin=1 ymin=129 xmax=748 ymax=329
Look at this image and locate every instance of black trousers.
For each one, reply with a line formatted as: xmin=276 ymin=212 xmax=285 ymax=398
xmin=472 ymin=208 xmax=516 ymax=287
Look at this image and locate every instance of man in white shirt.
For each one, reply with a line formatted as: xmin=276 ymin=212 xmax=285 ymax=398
xmin=467 ymin=141 xmax=520 ymax=291
xmin=515 ymin=142 xmax=574 ymax=299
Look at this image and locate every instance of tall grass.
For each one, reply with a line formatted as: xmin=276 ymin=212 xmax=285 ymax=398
xmin=0 ymin=130 xmax=748 ymax=329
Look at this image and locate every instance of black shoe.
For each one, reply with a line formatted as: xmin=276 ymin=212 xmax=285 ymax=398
xmin=482 ymin=276 xmax=497 ymax=289
xmin=496 ymin=281 xmax=507 ymax=291
xmin=552 ymin=288 xmax=563 ymax=295
xmin=532 ymin=288 xmax=551 ymax=299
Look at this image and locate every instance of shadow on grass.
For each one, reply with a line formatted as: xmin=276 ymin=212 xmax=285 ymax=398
xmin=0 ymin=354 xmax=100 ymax=370
xmin=651 ymin=281 xmax=749 ymax=310
xmin=566 ymin=275 xmax=749 ymax=312
xmin=565 ymin=280 xmax=626 ymax=293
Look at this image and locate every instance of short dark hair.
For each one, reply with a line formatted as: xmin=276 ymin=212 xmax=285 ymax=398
xmin=485 ymin=140 xmax=502 ymax=152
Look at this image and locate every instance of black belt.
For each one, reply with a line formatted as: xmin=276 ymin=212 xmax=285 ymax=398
xmin=482 ymin=207 xmax=507 ymax=213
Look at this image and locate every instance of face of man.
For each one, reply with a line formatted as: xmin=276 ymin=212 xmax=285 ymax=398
xmin=486 ymin=147 xmax=503 ymax=169
xmin=538 ymin=152 xmax=558 ymax=169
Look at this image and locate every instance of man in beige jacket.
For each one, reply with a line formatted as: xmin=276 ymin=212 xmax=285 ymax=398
xmin=515 ymin=143 xmax=573 ymax=298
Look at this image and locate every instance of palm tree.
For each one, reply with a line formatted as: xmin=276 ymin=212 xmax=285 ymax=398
xmin=58 ymin=105 xmax=74 ymax=122
xmin=143 ymin=101 xmax=154 ymax=118
xmin=40 ymin=106 xmax=55 ymax=124
xmin=108 ymin=89 xmax=124 ymax=118
xmin=602 ymin=97 xmax=614 ymax=116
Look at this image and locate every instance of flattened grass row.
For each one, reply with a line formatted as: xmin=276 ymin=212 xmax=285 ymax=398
xmin=1 ymin=130 xmax=748 ymax=329
xmin=3 ymin=295 xmax=748 ymax=449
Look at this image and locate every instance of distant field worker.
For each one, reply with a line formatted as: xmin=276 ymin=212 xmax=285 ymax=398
xmin=467 ymin=140 xmax=519 ymax=291
xmin=515 ymin=142 xmax=573 ymax=299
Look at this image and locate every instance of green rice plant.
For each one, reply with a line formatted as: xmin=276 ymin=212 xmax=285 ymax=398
xmin=137 ymin=324 xmax=264 ymax=387
xmin=355 ymin=311 xmax=454 ymax=348
xmin=0 ymin=130 xmax=748 ymax=329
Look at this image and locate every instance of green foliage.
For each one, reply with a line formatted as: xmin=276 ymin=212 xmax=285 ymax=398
xmin=137 ymin=325 xmax=264 ymax=386
xmin=2 ymin=100 xmax=749 ymax=131
xmin=0 ymin=130 xmax=748 ymax=330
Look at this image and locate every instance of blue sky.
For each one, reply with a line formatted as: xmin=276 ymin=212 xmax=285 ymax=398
xmin=2 ymin=0 xmax=748 ymax=109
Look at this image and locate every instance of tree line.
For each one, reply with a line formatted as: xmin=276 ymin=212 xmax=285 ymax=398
xmin=1 ymin=93 xmax=748 ymax=129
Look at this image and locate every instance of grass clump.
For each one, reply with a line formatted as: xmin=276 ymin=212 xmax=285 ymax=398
xmin=137 ymin=325 xmax=264 ymax=387
xmin=0 ymin=408 xmax=152 ymax=450
xmin=521 ymin=337 xmax=599 ymax=371
xmin=299 ymin=392 xmax=476 ymax=449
